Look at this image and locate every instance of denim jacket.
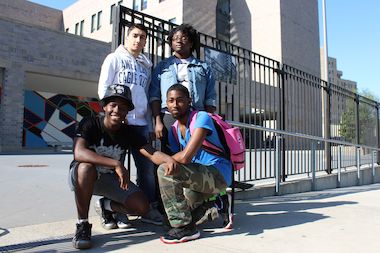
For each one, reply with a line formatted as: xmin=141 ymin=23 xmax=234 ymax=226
xmin=149 ymin=56 xmax=216 ymax=110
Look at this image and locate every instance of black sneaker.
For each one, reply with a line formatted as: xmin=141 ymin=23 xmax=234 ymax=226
xmin=160 ymin=223 xmax=200 ymax=244
xmin=72 ymin=221 xmax=92 ymax=249
xmin=94 ymin=198 xmax=117 ymax=230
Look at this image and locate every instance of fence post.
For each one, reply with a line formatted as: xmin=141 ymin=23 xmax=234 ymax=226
xmin=280 ymin=65 xmax=287 ymax=182
xmin=324 ymin=84 xmax=332 ymax=174
xmin=311 ymin=141 xmax=316 ymax=191
xmin=377 ymin=104 xmax=380 ymax=164
xmin=275 ymin=135 xmax=282 ymax=195
xmin=356 ymin=147 xmax=361 ymax=185
xmin=355 ymin=94 xmax=360 ymax=148
xmin=111 ymin=5 xmax=121 ymax=51
xmin=337 ymin=145 xmax=342 ymax=188
xmin=372 ymin=150 xmax=375 ymax=183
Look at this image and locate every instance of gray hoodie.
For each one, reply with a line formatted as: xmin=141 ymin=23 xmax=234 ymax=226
xmin=98 ymin=45 xmax=152 ymax=128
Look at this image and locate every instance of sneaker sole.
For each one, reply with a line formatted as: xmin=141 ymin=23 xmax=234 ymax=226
xmin=72 ymin=239 xmax=91 ymax=249
xmin=117 ymin=221 xmax=132 ymax=229
xmin=160 ymin=231 xmax=200 ymax=244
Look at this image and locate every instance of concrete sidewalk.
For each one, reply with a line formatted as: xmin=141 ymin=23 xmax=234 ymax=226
xmin=1 ymin=154 xmax=380 ymax=252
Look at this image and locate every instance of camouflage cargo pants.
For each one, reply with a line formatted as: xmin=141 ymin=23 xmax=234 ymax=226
xmin=157 ymin=163 xmax=227 ymax=228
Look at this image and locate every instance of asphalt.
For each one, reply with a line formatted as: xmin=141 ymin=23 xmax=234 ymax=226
xmin=0 ymin=153 xmax=380 ymax=253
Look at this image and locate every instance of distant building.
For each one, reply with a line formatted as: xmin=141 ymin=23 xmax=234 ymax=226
xmin=320 ymin=48 xmax=358 ymax=138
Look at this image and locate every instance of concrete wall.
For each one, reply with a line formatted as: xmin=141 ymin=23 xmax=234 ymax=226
xmin=0 ymin=16 xmax=110 ymax=151
xmin=231 ymin=0 xmax=282 ymax=61
xmin=63 ymin=0 xmax=125 ymax=42
xmin=0 ymin=0 xmax=63 ymax=30
xmin=182 ymin=0 xmax=217 ymax=36
xmin=280 ymin=0 xmax=320 ymax=76
xmin=143 ymin=0 xmax=183 ymax=26
xmin=63 ymin=0 xmax=183 ymax=43
xmin=230 ymin=0 xmax=320 ymax=77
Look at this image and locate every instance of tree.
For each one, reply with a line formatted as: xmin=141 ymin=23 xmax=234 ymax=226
xmin=339 ymin=90 xmax=378 ymax=147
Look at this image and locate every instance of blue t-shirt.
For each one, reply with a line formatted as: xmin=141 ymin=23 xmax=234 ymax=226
xmin=168 ymin=111 xmax=232 ymax=186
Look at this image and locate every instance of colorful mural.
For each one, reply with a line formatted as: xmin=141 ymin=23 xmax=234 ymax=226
xmin=23 ymin=90 xmax=101 ymax=148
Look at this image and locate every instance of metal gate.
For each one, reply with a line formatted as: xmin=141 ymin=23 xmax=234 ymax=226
xmin=113 ymin=6 xmax=380 ymax=183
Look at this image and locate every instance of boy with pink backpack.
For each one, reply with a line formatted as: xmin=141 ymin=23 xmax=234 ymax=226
xmin=157 ymin=84 xmax=245 ymax=244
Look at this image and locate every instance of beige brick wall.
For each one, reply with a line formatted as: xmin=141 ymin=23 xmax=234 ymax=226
xmin=0 ymin=0 xmax=63 ymax=30
xmin=0 ymin=17 xmax=110 ymax=151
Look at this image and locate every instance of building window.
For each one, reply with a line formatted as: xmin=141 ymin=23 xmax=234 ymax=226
xmin=75 ymin=22 xmax=79 ymax=35
xmin=133 ymin=0 xmax=147 ymax=10
xmin=91 ymin=14 xmax=96 ymax=32
xmin=169 ymin=17 xmax=177 ymax=24
xmin=80 ymin=20 xmax=84 ymax=36
xmin=110 ymin=4 xmax=115 ymax=24
xmin=97 ymin=11 xmax=102 ymax=30
xmin=133 ymin=0 xmax=141 ymax=11
xmin=65 ymin=28 xmax=69 ymax=33
xmin=216 ymin=0 xmax=230 ymax=42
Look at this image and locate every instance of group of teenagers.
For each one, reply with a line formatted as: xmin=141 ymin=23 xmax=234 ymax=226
xmin=69 ymin=23 xmax=233 ymax=249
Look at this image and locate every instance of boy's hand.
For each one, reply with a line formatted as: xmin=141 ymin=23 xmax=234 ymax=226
xmin=155 ymin=120 xmax=164 ymax=139
xmin=164 ymin=158 xmax=179 ymax=176
xmin=115 ymin=164 xmax=130 ymax=190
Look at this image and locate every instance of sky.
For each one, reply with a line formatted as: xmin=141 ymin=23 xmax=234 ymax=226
xmin=29 ymin=0 xmax=380 ymax=100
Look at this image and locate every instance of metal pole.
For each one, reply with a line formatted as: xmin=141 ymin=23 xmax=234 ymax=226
xmin=111 ymin=5 xmax=121 ymax=51
xmin=372 ymin=150 xmax=375 ymax=183
xmin=321 ymin=0 xmax=331 ymax=174
xmin=275 ymin=135 xmax=282 ymax=195
xmin=337 ymin=145 xmax=342 ymax=187
xmin=322 ymin=0 xmax=329 ymax=82
xmin=356 ymin=147 xmax=361 ymax=185
xmin=280 ymin=65 xmax=287 ymax=182
xmin=311 ymin=141 xmax=316 ymax=191
xmin=377 ymin=105 xmax=380 ymax=164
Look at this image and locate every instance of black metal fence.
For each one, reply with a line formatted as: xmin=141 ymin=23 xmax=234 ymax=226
xmin=114 ymin=6 xmax=380 ymax=183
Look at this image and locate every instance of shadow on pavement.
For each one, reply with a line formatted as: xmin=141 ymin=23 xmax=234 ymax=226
xmin=0 ymin=224 xmax=161 ymax=253
xmin=201 ymin=197 xmax=357 ymax=238
xmin=0 ymin=184 xmax=372 ymax=252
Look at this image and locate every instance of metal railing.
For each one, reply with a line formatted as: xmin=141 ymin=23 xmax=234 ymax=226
xmin=113 ymin=6 xmax=380 ymax=185
xmin=230 ymin=120 xmax=379 ymax=192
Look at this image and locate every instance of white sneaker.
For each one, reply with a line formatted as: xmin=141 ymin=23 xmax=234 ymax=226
xmin=113 ymin=213 xmax=132 ymax=229
xmin=141 ymin=204 xmax=163 ymax=226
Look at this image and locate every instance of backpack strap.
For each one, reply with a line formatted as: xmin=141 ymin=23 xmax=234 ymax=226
xmin=189 ymin=112 xmax=229 ymax=160
xmin=171 ymin=110 xmax=228 ymax=160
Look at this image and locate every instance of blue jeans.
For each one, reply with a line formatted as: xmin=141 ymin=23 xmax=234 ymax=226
xmin=129 ymin=125 xmax=157 ymax=203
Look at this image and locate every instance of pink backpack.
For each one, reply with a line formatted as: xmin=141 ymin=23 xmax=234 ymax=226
xmin=171 ymin=111 xmax=245 ymax=171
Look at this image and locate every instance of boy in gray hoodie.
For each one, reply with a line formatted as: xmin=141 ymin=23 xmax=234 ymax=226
xmin=98 ymin=23 xmax=162 ymax=228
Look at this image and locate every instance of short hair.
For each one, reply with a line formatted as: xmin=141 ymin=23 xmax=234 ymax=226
xmin=167 ymin=84 xmax=190 ymax=98
xmin=167 ymin=24 xmax=199 ymax=52
xmin=127 ymin=23 xmax=148 ymax=36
